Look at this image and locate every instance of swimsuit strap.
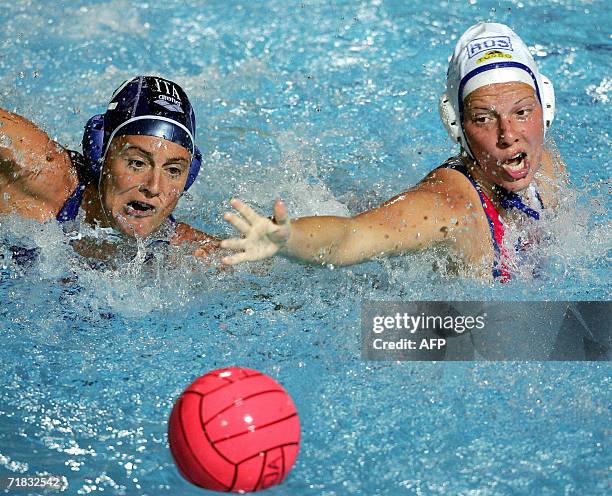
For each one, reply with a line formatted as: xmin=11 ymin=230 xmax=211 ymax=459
xmin=498 ymin=187 xmax=541 ymax=220
xmin=56 ymin=150 xmax=88 ymax=223
xmin=478 ymin=189 xmax=511 ymax=282
xmin=438 ymin=157 xmax=511 ymax=281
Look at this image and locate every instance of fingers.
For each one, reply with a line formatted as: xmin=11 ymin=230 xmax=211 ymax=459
xmin=229 ymin=198 xmax=261 ymax=224
xmin=221 ymin=251 xmax=258 ymax=266
xmin=272 ymin=199 xmax=290 ymax=226
xmin=223 ymin=212 xmax=250 ymax=234
xmin=220 ymin=238 xmax=247 ymax=250
xmin=220 ymin=198 xmax=289 ymax=266
xmin=220 ymin=236 xmax=252 ymax=265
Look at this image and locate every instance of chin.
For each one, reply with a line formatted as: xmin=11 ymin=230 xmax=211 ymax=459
xmin=485 ymin=167 xmax=536 ymax=194
xmin=499 ymin=178 xmax=531 ymax=193
xmin=132 ymin=223 xmax=161 ymax=238
xmin=113 ymin=215 xmax=159 ymax=238
xmin=501 ymin=169 xmax=538 ymax=192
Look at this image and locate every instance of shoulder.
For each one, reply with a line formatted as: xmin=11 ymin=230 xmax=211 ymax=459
xmin=0 ymin=108 xmax=75 ymax=179
xmin=171 ymin=221 xmax=220 ymax=257
xmin=361 ymin=159 xmax=484 ymax=224
xmin=417 ymin=161 xmax=483 ymax=213
xmin=0 ymin=108 xmax=78 ymax=219
xmin=534 ymin=143 xmax=569 ymax=208
xmin=355 ymin=159 xmax=488 ymax=241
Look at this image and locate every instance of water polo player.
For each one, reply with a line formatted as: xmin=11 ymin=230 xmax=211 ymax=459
xmin=0 ymin=75 xmax=218 ymax=258
xmin=221 ymin=22 xmax=568 ymax=280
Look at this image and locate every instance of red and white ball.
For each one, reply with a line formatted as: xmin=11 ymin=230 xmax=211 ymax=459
xmin=168 ymin=367 xmax=300 ymax=493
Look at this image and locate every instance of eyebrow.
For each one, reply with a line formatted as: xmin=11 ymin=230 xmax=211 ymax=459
xmin=123 ymin=144 xmax=153 ymax=158
xmin=468 ymin=95 xmax=536 ymax=110
xmin=512 ymin=95 xmax=537 ymax=106
xmin=123 ymin=145 xmax=189 ymax=166
xmin=165 ymin=157 xmax=190 ymax=166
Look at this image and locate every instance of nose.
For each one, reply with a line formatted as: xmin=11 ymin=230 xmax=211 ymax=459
xmin=497 ymin=116 xmax=519 ymax=148
xmin=139 ymin=168 xmax=162 ymax=197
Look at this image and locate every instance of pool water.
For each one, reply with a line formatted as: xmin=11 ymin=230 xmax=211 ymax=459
xmin=1 ymin=0 xmax=610 ymax=494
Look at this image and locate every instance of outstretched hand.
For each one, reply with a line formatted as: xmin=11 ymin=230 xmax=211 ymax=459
xmin=220 ymin=198 xmax=292 ymax=265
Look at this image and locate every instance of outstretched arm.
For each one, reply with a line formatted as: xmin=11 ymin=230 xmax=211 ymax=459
xmin=221 ymin=171 xmax=474 ymax=266
xmin=281 ymin=188 xmax=451 ymax=265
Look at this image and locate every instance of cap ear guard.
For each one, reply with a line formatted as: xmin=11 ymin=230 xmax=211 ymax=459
xmin=439 ymin=93 xmax=469 ymax=151
xmin=81 ymin=114 xmax=202 ymax=192
xmin=539 ymin=73 xmax=555 ymax=134
xmin=82 ymin=114 xmax=105 ymax=182
xmin=184 ymin=146 xmax=202 ymax=191
xmin=439 ymin=92 xmax=476 ymax=158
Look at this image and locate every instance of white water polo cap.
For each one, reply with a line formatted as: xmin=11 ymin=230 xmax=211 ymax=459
xmin=439 ymin=22 xmax=555 ymax=158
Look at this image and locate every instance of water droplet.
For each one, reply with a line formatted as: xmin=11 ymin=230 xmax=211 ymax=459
xmin=0 ymin=134 xmax=12 ymax=147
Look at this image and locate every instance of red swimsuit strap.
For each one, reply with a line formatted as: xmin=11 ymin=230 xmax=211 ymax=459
xmin=479 ymin=191 xmax=511 ymax=283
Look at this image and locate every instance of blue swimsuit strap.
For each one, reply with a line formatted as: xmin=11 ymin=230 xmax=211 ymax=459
xmin=56 ymin=184 xmax=86 ymax=222
xmin=56 ymin=150 xmax=88 ymax=223
xmin=498 ymin=188 xmax=542 ymax=219
xmin=439 ymin=157 xmax=543 ymax=220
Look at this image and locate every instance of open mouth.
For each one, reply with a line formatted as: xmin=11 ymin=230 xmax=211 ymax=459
xmin=502 ymin=152 xmax=529 ymax=179
xmin=124 ymin=201 xmax=157 ymax=217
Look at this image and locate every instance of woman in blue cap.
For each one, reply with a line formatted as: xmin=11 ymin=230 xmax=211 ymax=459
xmin=0 ymin=75 xmax=218 ymax=258
xmin=221 ymin=23 xmax=568 ymax=281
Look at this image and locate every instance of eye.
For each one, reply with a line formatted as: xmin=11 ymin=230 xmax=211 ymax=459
xmin=472 ymin=114 xmax=492 ymax=125
xmin=166 ymin=165 xmax=185 ymax=178
xmin=127 ymin=158 xmax=146 ymax=169
xmin=516 ymin=106 xmax=535 ymax=119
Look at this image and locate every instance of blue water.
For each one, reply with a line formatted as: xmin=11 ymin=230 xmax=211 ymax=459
xmin=1 ymin=0 xmax=610 ymax=495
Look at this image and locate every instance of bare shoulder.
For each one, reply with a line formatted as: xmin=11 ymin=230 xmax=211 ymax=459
xmin=0 ymin=108 xmax=78 ymax=218
xmin=172 ymin=221 xmax=221 ymax=257
xmin=540 ymin=143 xmax=568 ymax=177
xmin=353 ymin=165 xmax=486 ymax=238
xmin=347 ymin=163 xmax=489 ymax=259
xmin=534 ymin=143 xmax=569 ymax=207
xmin=418 ymin=165 xmax=492 ymax=266
xmin=418 ymin=165 xmax=484 ymax=215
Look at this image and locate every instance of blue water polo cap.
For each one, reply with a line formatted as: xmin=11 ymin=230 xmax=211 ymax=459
xmin=82 ymin=75 xmax=202 ymax=191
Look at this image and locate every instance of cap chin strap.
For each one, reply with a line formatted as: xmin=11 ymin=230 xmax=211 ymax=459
xmin=438 ymin=74 xmax=556 ymax=159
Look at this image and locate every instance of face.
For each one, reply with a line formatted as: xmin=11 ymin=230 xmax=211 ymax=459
xmin=463 ymin=82 xmax=544 ymax=192
xmin=99 ymin=135 xmax=191 ymax=238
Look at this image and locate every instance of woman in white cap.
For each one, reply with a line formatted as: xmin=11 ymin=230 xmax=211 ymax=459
xmin=221 ymin=23 xmax=567 ymax=281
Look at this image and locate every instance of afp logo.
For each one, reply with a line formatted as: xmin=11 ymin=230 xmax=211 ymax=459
xmin=466 ymin=36 xmax=513 ymax=58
